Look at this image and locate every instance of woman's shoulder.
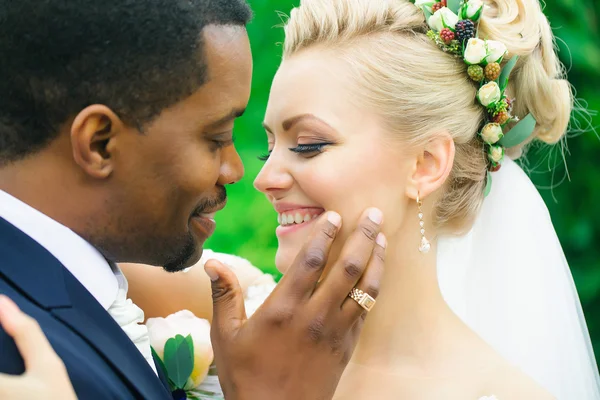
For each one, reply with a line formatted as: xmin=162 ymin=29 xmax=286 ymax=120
xmin=453 ymin=329 xmax=554 ymax=399
xmin=479 ymin=357 xmax=555 ymax=399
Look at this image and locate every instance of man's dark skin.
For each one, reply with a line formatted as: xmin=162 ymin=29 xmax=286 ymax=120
xmin=0 ymin=1 xmax=384 ymax=399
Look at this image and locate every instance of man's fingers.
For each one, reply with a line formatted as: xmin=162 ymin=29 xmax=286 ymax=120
xmin=278 ymin=212 xmax=341 ymax=301
xmin=341 ymin=233 xmax=386 ymax=322
xmin=313 ymin=208 xmax=383 ymax=307
xmin=205 ymin=260 xmax=247 ymax=341
xmin=0 ymin=295 xmax=62 ymax=373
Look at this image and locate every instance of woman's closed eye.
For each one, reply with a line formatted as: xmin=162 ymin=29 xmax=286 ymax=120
xmin=258 ymin=143 xmax=332 ymax=162
xmin=289 ymin=143 xmax=331 ymax=156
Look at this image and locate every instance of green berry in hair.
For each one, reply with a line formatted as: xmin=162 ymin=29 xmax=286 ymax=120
xmin=468 ymin=65 xmax=484 ymax=82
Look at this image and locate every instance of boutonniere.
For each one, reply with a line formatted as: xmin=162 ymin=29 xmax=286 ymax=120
xmin=147 ymin=310 xmax=220 ymax=400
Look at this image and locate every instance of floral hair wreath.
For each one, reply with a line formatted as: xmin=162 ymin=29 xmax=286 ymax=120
xmin=411 ymin=0 xmax=536 ymax=196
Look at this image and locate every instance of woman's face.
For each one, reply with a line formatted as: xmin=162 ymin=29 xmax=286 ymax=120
xmin=254 ymin=49 xmax=415 ymax=273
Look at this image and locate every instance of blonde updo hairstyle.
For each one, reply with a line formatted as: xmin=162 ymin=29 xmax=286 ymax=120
xmin=282 ymin=0 xmax=572 ymax=233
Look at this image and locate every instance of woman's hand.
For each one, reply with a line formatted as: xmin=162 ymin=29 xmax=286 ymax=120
xmin=0 ymin=295 xmax=77 ymax=400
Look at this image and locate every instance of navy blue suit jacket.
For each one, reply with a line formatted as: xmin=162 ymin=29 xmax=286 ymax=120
xmin=0 ymin=217 xmax=172 ymax=399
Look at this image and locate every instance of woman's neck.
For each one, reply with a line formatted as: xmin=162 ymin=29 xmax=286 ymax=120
xmin=350 ymin=226 xmax=469 ymax=375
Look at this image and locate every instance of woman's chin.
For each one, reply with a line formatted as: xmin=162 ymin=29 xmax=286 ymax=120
xmin=275 ymin=246 xmax=302 ymax=274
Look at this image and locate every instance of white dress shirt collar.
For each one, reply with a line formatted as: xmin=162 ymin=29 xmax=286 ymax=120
xmin=0 ymin=189 xmax=118 ymax=310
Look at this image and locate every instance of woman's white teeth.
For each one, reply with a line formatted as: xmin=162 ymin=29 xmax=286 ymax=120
xmin=278 ymin=212 xmax=318 ymax=226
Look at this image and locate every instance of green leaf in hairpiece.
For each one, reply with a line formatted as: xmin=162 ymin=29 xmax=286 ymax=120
xmin=498 ymin=113 xmax=536 ymax=148
xmin=484 ymin=171 xmax=492 ymax=197
xmin=447 ymin=0 xmax=461 ymax=14
xmin=498 ymin=55 xmax=518 ymax=92
xmin=423 ymin=6 xmax=432 ymax=20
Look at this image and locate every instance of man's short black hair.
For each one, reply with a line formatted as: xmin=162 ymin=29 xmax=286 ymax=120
xmin=0 ymin=0 xmax=252 ymax=163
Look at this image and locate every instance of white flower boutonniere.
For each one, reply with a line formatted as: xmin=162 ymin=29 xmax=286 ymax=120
xmin=147 ymin=311 xmax=215 ymax=399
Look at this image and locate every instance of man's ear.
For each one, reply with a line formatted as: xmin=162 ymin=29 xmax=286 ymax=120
xmin=405 ymin=132 xmax=455 ymax=200
xmin=70 ymin=105 xmax=123 ymax=179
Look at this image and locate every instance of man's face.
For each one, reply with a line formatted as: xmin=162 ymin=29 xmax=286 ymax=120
xmin=92 ymin=25 xmax=252 ymax=271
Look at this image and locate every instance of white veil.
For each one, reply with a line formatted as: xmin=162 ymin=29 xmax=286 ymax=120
xmin=437 ymin=157 xmax=600 ymax=399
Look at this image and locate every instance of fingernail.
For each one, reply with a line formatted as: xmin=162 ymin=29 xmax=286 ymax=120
xmin=368 ymin=208 xmax=383 ymax=225
xmin=204 ymin=265 xmax=219 ymax=282
xmin=327 ymin=211 xmax=342 ymax=228
xmin=376 ymin=232 xmax=387 ymax=248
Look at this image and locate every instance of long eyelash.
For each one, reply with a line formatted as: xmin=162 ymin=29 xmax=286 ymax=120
xmin=289 ymin=143 xmax=329 ymax=154
xmin=258 ymin=151 xmax=271 ymax=161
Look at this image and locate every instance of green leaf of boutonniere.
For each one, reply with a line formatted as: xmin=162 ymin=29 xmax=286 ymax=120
xmin=184 ymin=334 xmax=194 ymax=365
xmin=498 ymin=113 xmax=536 ymax=148
xmin=498 ymin=55 xmax=518 ymax=92
xmin=151 ymin=346 xmax=172 ymax=388
xmin=448 ymin=0 xmax=461 ymax=14
xmin=164 ymin=334 xmax=195 ymax=389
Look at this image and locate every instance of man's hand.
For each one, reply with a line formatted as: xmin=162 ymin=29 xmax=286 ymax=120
xmin=0 ymin=295 xmax=77 ymax=400
xmin=205 ymin=208 xmax=386 ymax=400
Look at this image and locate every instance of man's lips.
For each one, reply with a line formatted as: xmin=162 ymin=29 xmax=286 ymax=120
xmin=189 ymin=200 xmax=227 ymax=238
xmin=190 ymin=215 xmax=216 ymax=238
xmin=192 ymin=199 xmax=227 ymax=218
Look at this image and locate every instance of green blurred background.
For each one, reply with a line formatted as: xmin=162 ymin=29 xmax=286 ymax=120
xmin=207 ymin=0 xmax=600 ymax=359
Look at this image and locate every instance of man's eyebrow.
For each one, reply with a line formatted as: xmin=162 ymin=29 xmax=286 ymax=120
xmin=205 ymin=108 xmax=246 ymax=130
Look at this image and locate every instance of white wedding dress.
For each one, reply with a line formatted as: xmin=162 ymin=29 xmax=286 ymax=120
xmin=195 ymin=159 xmax=599 ymax=399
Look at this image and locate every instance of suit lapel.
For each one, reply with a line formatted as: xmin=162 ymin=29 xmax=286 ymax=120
xmin=0 ymin=217 xmax=171 ymax=400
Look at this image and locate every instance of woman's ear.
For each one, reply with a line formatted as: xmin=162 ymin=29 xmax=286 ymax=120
xmin=406 ymin=132 xmax=455 ymax=200
xmin=70 ymin=105 xmax=123 ymax=179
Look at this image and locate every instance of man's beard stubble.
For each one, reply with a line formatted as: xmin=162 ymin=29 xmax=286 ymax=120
xmin=159 ymin=186 xmax=228 ymax=272
xmin=89 ymin=187 xmax=227 ymax=272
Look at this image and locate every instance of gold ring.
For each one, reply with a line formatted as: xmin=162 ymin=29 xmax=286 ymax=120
xmin=348 ymin=288 xmax=376 ymax=312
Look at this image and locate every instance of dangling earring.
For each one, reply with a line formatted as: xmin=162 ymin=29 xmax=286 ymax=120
xmin=417 ymin=193 xmax=431 ymax=254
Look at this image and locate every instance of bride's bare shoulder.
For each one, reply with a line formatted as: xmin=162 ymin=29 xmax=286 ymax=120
xmin=483 ymin=361 xmax=555 ymax=399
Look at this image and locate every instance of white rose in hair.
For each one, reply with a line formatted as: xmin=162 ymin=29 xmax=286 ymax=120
xmin=464 ymin=38 xmax=487 ymax=65
xmin=461 ymin=0 xmax=484 ymax=20
xmin=477 ymin=81 xmax=501 ymax=106
xmin=439 ymin=7 xmax=459 ymax=29
xmin=485 ymin=40 xmax=508 ymax=64
xmin=428 ymin=7 xmax=458 ymax=31
xmin=488 ymin=145 xmax=505 ymax=164
xmin=427 ymin=9 xmax=444 ymax=31
xmin=146 ymin=310 xmax=214 ymax=389
xmin=480 ymin=123 xmax=504 ymax=144
xmin=415 ymin=0 xmax=435 ymax=12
